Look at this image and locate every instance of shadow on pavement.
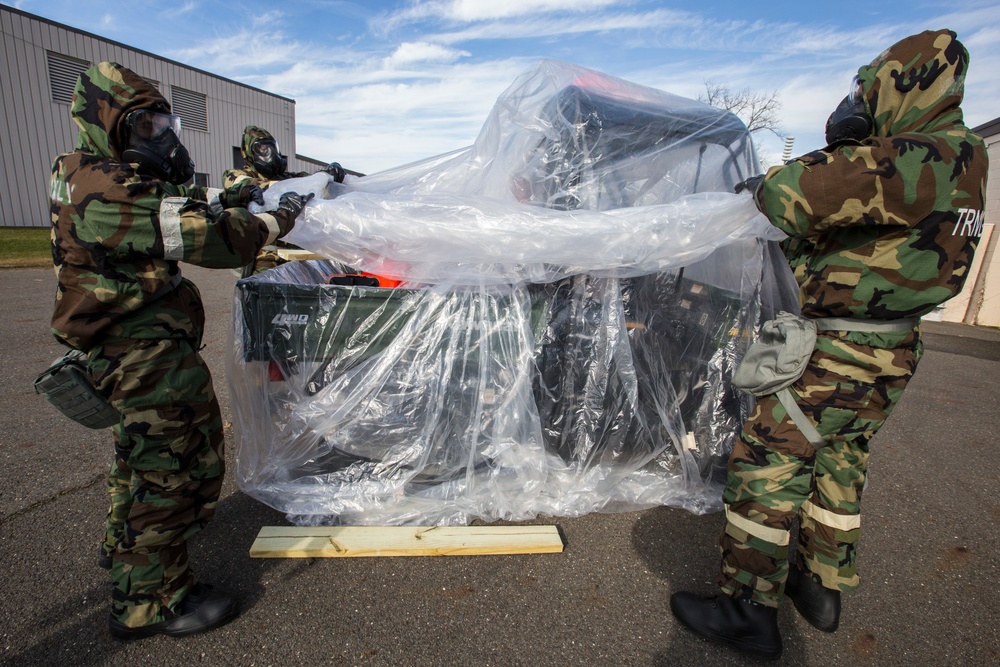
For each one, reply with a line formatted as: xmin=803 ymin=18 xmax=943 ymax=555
xmin=632 ymin=505 xmax=808 ymax=665
xmin=3 ymin=488 xmax=291 ymax=666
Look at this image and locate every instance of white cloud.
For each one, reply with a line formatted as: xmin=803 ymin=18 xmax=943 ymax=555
xmin=251 ymin=10 xmax=286 ymax=28
xmin=167 ymin=30 xmax=315 ymax=74
xmin=379 ymin=0 xmax=625 ymax=31
xmin=189 ymin=5 xmax=994 ymax=173
xmin=291 ymin=58 xmax=533 ymax=173
xmin=425 ymin=9 xmax=697 ymax=45
xmin=437 ymin=0 xmax=624 ymax=22
xmin=961 ymin=27 xmax=1000 ymax=127
xmin=384 ymin=42 xmax=470 ymax=67
xmin=34 ymin=0 xmax=999 ymax=174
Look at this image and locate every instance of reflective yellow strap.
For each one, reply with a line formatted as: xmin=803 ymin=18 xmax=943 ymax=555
xmin=158 ymin=196 xmax=187 ymax=260
xmin=725 ymin=506 xmax=790 ymax=546
xmin=801 ymin=499 xmax=861 ymax=531
xmin=258 ymin=212 xmax=282 ymax=246
xmin=206 ymin=187 xmax=224 ymax=215
xmin=812 ymin=316 xmax=918 ymax=333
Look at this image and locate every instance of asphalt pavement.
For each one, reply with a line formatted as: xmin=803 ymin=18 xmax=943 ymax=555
xmin=1 ymin=264 xmax=998 ymax=667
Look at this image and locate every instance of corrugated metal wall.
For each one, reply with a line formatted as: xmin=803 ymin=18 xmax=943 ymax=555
xmin=0 ymin=6 xmax=316 ymax=228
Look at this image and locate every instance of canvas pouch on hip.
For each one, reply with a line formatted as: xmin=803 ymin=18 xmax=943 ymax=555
xmin=732 ymin=311 xmax=825 ymax=446
xmin=733 ymin=311 xmax=817 ymax=396
xmin=34 ymin=350 xmax=120 ymax=429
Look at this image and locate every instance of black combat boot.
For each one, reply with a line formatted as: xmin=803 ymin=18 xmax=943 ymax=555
xmin=109 ymin=582 xmax=238 ymax=640
xmin=670 ymin=591 xmax=782 ymax=661
xmin=785 ymin=565 xmax=841 ymax=632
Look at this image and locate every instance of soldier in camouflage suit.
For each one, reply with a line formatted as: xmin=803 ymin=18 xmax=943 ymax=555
xmin=49 ymin=62 xmax=312 ymax=639
xmin=222 ymin=125 xmax=345 ymax=274
xmin=671 ymin=30 xmax=988 ymax=660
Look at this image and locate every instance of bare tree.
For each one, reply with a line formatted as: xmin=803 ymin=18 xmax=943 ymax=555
xmin=699 ymin=80 xmax=785 ymax=139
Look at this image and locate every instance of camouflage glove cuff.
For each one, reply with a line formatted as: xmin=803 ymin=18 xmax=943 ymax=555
xmin=267 ymin=208 xmax=297 ymax=241
xmin=220 ymin=182 xmax=265 ymax=209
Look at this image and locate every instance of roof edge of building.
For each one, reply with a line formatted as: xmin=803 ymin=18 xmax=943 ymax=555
xmin=295 ymin=154 xmax=327 ymax=168
xmin=2 ymin=3 xmax=295 ymax=104
xmin=295 ymin=154 xmax=365 ymax=177
xmin=972 ymin=116 xmax=1000 ymax=138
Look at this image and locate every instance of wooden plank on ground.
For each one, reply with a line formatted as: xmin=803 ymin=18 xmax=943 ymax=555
xmin=277 ymin=248 xmax=326 ymax=261
xmin=249 ymin=525 xmax=564 ymax=558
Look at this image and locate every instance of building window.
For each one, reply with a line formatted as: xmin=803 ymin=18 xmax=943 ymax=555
xmin=193 ymin=172 xmax=209 ymax=187
xmin=171 ymin=87 xmax=208 ymax=132
xmin=47 ymin=52 xmax=89 ymax=104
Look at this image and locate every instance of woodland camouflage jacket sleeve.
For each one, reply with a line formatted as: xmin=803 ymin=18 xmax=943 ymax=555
xmin=757 ymin=132 xmax=984 ymax=238
xmin=49 ymin=61 xmax=302 ymax=349
xmin=50 ymin=150 xmax=295 ymax=349
xmin=223 ymin=166 xmax=257 ymax=191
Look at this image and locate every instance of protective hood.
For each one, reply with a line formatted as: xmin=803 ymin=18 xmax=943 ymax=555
xmin=857 ymin=28 xmax=968 ymax=136
xmin=241 ymin=125 xmax=276 ymax=167
xmin=70 ymin=61 xmax=170 ymax=161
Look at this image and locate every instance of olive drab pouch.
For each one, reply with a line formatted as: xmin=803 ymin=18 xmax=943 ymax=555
xmin=33 ymin=350 xmax=120 ymax=429
xmin=733 ymin=311 xmax=826 ymax=447
xmin=733 ymin=311 xmax=817 ymax=397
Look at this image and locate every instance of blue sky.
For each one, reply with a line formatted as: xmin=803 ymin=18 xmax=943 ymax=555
xmin=11 ymin=0 xmax=1000 ymax=175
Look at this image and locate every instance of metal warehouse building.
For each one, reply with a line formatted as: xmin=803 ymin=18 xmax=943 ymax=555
xmin=0 ymin=4 xmax=325 ymax=228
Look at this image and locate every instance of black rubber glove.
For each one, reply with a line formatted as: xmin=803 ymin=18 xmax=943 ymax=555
xmin=277 ymin=191 xmax=315 ymax=219
xmin=244 ymin=184 xmax=265 ymax=206
xmin=322 ymin=162 xmax=346 ymax=183
xmin=734 ymin=175 xmax=764 ymax=195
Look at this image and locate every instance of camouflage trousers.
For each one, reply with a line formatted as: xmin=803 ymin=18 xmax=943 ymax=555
xmin=251 ymin=246 xmax=285 ymax=275
xmin=88 ymin=335 xmax=224 ymax=628
xmin=717 ymin=329 xmax=922 ymax=607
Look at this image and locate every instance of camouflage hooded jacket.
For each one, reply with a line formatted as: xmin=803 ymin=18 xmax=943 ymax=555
xmin=221 ymin=125 xmax=308 ymax=195
xmin=50 ymin=62 xmax=294 ymax=350
xmin=755 ymin=29 xmax=988 ymax=320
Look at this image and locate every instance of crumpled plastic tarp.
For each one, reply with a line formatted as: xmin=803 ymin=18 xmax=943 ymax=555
xmin=229 ymin=59 xmax=799 ymax=525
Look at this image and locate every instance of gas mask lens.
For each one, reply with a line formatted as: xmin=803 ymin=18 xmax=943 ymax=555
xmin=848 ymin=75 xmax=863 ymax=104
xmin=824 ymin=75 xmax=873 ymax=144
xmin=252 ymin=140 xmax=279 ymax=162
xmin=127 ymin=110 xmax=182 ymax=141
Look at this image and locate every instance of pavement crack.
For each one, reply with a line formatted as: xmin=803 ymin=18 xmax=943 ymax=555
xmin=1 ymin=471 xmax=105 ymax=526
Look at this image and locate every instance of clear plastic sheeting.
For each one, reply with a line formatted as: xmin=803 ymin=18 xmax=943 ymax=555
xmin=230 ymin=60 xmax=799 ymax=525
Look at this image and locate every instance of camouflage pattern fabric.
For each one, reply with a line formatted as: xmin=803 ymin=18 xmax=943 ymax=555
xmin=47 ymin=62 xmax=295 ymax=629
xmin=222 ymin=125 xmax=309 ymax=275
xmin=718 ymin=29 xmax=988 ymax=607
xmin=250 ymin=247 xmax=283 ymax=274
xmin=718 ymin=329 xmax=920 ymax=606
xmin=50 ymin=64 xmax=296 ymax=350
xmin=88 ymin=326 xmax=223 ymax=627
xmin=221 ymin=124 xmax=308 ymax=192
xmin=755 ymin=29 xmax=988 ymax=321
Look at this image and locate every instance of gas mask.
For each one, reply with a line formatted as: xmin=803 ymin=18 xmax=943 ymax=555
xmin=825 ymin=75 xmax=873 ymax=144
xmin=251 ymin=139 xmax=287 ymax=179
xmin=121 ymin=109 xmax=195 ymax=185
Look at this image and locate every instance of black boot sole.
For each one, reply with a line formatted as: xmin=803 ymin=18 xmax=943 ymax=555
xmin=109 ymin=581 xmax=239 ymax=641
xmin=109 ymin=603 xmax=238 ymax=640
